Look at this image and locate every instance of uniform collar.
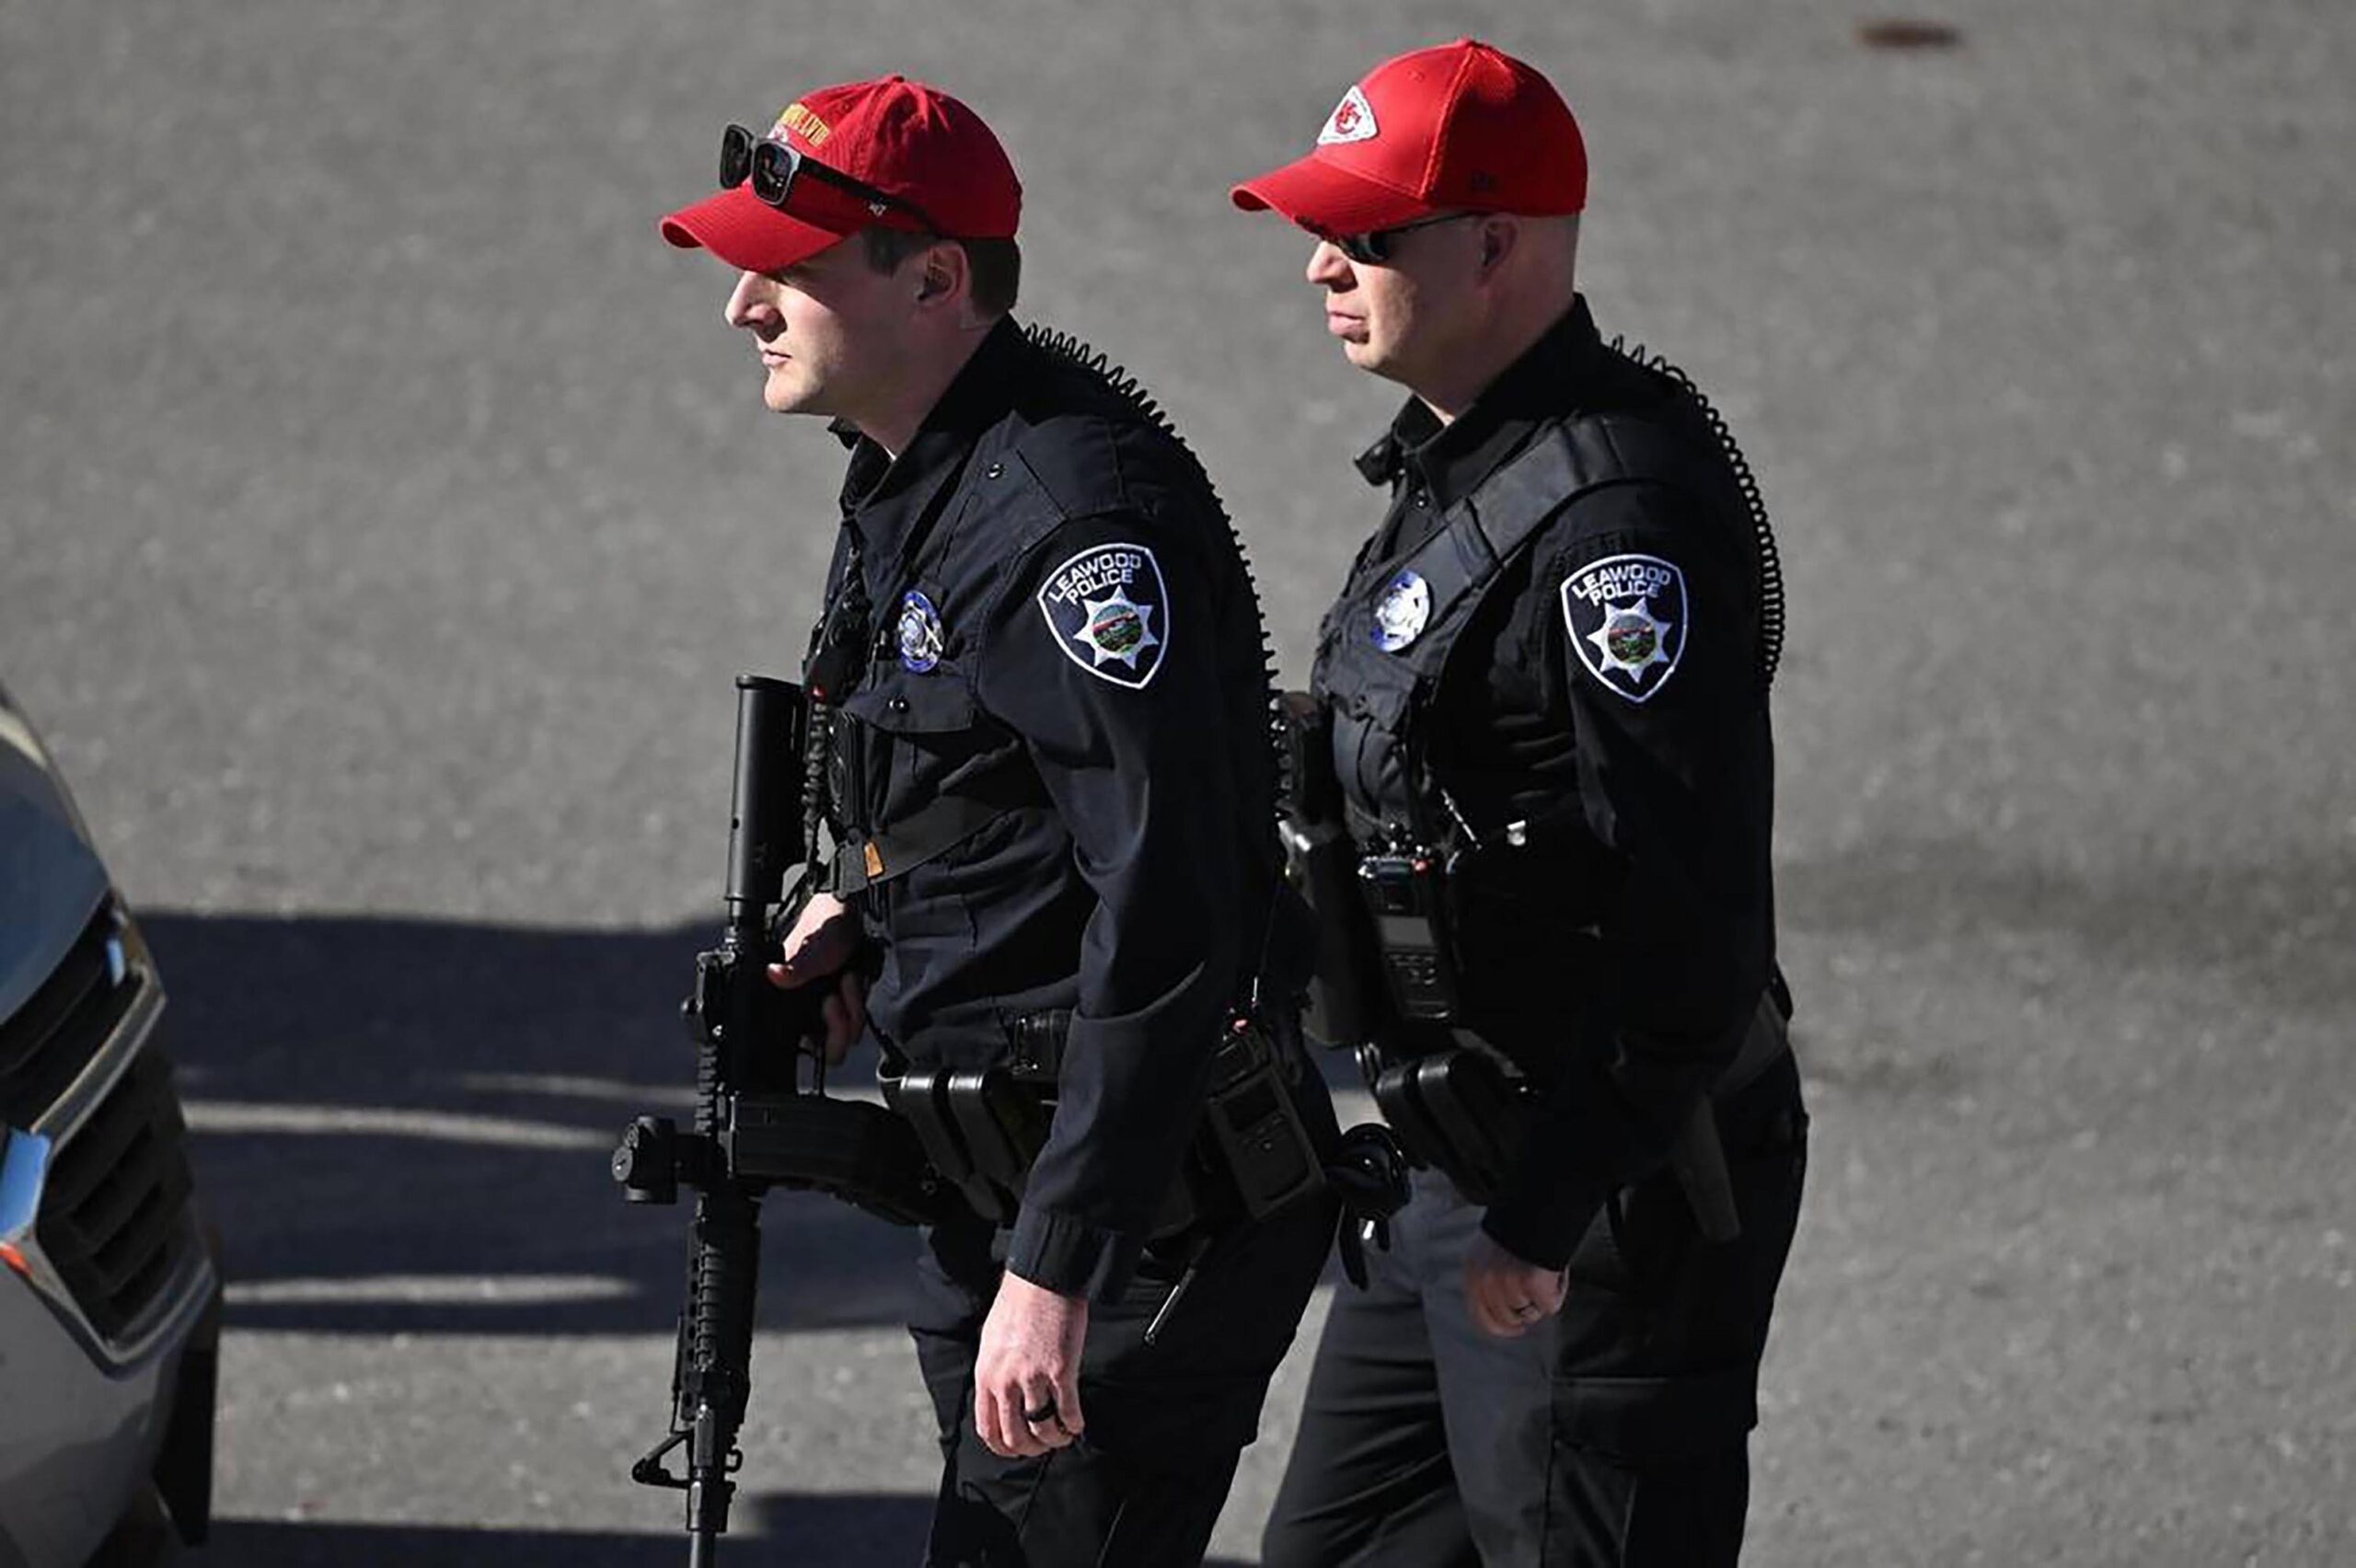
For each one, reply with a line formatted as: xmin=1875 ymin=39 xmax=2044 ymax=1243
xmin=1354 ymin=295 xmax=1608 ymax=511
xmin=837 ymin=317 xmax=1030 ymax=569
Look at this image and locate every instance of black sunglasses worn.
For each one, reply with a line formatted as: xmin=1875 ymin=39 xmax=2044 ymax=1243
xmin=1328 ymin=212 xmax=1476 ymax=265
xmin=719 ymin=122 xmax=946 ymax=236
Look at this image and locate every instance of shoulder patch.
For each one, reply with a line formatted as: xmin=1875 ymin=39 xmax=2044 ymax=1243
xmin=1035 ymin=542 xmax=1169 ymax=688
xmin=1560 ymin=553 xmax=1688 ymax=704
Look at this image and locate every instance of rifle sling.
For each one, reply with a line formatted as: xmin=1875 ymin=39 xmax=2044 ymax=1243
xmin=830 ymin=757 xmax=1045 ymax=894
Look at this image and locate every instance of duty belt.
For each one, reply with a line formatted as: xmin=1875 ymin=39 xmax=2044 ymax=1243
xmin=877 ymin=1008 xmax=1324 ymax=1239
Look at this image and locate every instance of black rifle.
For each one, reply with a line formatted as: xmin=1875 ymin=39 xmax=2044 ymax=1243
xmin=613 ymin=674 xmax=952 ymax=1565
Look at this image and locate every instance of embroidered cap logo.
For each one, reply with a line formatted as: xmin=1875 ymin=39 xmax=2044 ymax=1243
xmin=777 ymin=101 xmax=832 ymax=145
xmin=1317 ymin=86 xmax=1380 ymax=146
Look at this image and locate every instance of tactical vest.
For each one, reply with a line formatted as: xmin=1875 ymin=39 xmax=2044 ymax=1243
xmin=1313 ymin=413 xmax=1704 ymax=843
xmin=804 ymin=489 xmax=1046 ymax=899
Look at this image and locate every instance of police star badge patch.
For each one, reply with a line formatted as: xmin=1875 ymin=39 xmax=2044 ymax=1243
xmin=1560 ymin=553 xmax=1688 ymax=703
xmin=896 ymin=589 xmax=944 ymax=674
xmin=1370 ymin=569 xmax=1431 ymax=652
xmin=1036 ymin=542 xmax=1169 ymax=688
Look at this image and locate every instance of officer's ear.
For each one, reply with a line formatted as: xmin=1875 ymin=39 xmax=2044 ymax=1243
xmin=914 ymin=243 xmax=964 ymax=306
xmin=1475 ymin=217 xmax=1515 ymax=278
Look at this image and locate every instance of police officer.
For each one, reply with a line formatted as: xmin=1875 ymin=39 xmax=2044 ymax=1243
xmin=1230 ymin=40 xmax=1808 ymax=1567
xmin=658 ymin=75 xmax=1335 ymax=1567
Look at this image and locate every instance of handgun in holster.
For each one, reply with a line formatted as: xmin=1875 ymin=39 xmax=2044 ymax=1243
xmin=1662 ymin=985 xmax=1797 ymax=1244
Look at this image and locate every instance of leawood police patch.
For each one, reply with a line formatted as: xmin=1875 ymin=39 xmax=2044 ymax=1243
xmin=1035 ymin=542 xmax=1169 ymax=688
xmin=1560 ymin=553 xmax=1688 ymax=704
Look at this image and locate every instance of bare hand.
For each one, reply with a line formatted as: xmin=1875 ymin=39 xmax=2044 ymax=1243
xmin=1464 ymin=1229 xmax=1567 ymax=1338
xmin=973 ymin=1271 xmax=1089 ymax=1459
xmin=765 ymin=893 xmax=867 ymax=1063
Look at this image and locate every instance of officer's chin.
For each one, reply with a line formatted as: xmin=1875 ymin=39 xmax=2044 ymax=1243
xmin=761 ymin=369 xmax=818 ymax=416
xmin=1343 ymin=340 xmax=1409 ymax=386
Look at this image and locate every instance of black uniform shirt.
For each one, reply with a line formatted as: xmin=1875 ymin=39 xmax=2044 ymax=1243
xmin=1332 ymin=297 xmax=1777 ymax=1268
xmin=814 ymin=319 xmax=1282 ymax=1299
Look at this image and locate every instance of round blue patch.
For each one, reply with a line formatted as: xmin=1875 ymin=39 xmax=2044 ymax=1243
xmin=896 ymin=589 xmax=944 ymax=674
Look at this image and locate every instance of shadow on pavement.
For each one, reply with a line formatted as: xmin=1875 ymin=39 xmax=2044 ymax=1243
xmin=142 ymin=912 xmax=924 ymax=1339
xmin=194 ymin=1492 xmax=1256 ymax=1565
xmin=194 ymin=1490 xmax=925 ymax=1564
xmin=140 ymin=910 xmax=1376 ymax=1342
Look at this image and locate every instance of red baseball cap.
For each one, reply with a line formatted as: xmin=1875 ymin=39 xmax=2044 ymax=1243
xmin=660 ymin=75 xmax=1021 ymax=273
xmin=1230 ymin=40 xmax=1586 ymax=236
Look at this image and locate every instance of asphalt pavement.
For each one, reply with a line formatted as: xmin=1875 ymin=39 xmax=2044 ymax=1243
xmin=4 ymin=0 xmax=2351 ymax=1561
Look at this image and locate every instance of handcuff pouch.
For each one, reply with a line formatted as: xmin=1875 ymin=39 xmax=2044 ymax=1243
xmin=1368 ymin=1047 xmax=1531 ymax=1205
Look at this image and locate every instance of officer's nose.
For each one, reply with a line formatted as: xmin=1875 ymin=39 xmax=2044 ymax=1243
xmin=1307 ymin=240 xmax=1354 ymax=290
xmin=724 ymin=271 xmax=778 ymax=330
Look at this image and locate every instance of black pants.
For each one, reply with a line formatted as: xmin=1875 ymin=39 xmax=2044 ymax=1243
xmin=910 ymin=1190 xmax=1337 ymax=1568
xmin=1262 ymin=1056 xmax=1807 ymax=1568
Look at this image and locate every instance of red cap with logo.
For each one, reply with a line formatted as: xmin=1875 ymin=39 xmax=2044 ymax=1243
xmin=660 ymin=75 xmax=1022 ymax=273
xmin=1230 ymin=39 xmax=1586 ymax=236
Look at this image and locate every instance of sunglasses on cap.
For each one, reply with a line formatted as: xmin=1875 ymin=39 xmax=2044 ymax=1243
xmin=720 ymin=122 xmax=946 ymax=235
xmin=1322 ymin=212 xmax=1476 ymax=266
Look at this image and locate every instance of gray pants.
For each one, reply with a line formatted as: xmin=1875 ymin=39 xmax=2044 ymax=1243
xmin=1262 ymin=1055 xmax=1807 ymax=1568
